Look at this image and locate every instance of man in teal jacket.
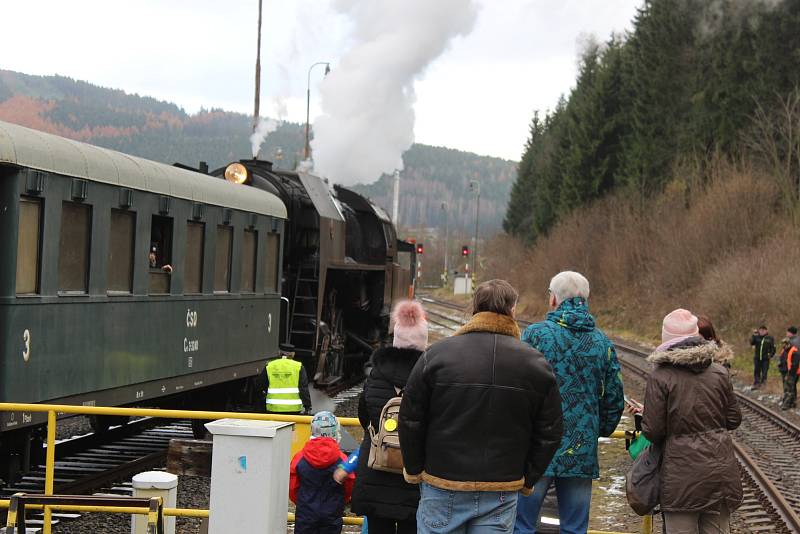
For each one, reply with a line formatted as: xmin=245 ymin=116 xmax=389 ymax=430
xmin=514 ymin=271 xmax=624 ymax=534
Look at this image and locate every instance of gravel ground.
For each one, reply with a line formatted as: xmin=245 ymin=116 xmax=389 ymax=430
xmin=54 ymin=416 xmax=93 ymax=441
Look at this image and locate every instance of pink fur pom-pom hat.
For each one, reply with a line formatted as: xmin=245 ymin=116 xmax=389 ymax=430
xmin=391 ymin=300 xmax=429 ymax=351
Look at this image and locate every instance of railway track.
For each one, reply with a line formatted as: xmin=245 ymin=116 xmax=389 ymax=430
xmin=421 ymin=294 xmax=800 ymax=533
xmin=1 ymin=419 xmax=192 ymax=497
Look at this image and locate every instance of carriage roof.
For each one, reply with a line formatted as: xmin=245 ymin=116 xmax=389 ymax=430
xmin=0 ymin=120 xmax=286 ymax=218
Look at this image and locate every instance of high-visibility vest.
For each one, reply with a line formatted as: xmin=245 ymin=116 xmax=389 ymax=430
xmin=266 ymin=358 xmax=303 ymax=412
xmin=788 ymin=347 xmax=800 ymax=376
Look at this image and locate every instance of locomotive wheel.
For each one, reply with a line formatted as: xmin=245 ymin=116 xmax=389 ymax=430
xmin=90 ymin=415 xmax=130 ymax=434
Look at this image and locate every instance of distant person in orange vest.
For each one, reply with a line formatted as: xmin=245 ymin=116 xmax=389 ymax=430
xmin=750 ymin=325 xmax=775 ymax=389
xmin=257 ymin=343 xmax=312 ymax=414
xmin=780 ymin=327 xmax=800 ymax=410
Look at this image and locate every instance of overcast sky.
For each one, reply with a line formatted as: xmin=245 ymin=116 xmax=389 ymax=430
xmin=1 ymin=0 xmax=641 ymax=161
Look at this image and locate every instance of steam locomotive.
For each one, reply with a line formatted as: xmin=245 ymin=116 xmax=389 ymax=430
xmin=211 ymin=159 xmax=417 ymax=385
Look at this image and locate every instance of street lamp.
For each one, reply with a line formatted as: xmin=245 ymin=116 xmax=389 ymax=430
xmin=305 ymin=62 xmax=331 ymax=161
xmin=441 ymin=201 xmax=449 ymax=286
xmin=469 ymin=180 xmax=480 ymax=289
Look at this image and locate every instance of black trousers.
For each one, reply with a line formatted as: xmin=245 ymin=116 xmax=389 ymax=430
xmin=366 ymin=515 xmax=416 ymax=534
xmin=754 ymin=357 xmax=770 ymax=384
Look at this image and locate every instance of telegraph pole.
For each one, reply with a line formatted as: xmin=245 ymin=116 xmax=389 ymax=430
xmin=253 ymin=0 xmax=262 ymax=132
xmin=469 ymin=181 xmax=480 ymax=290
xmin=441 ymin=202 xmax=449 ymax=287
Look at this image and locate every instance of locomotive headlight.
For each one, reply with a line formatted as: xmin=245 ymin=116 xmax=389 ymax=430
xmin=224 ymin=163 xmax=249 ymax=185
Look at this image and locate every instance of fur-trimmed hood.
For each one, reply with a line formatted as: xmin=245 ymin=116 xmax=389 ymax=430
xmin=647 ymin=337 xmax=733 ymax=372
xmin=454 ymin=312 xmax=521 ymax=338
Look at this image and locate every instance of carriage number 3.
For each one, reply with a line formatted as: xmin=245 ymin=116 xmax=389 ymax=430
xmin=22 ymin=329 xmax=31 ymax=362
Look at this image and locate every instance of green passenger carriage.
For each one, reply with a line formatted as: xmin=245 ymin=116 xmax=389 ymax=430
xmin=0 ymin=120 xmax=287 ymax=477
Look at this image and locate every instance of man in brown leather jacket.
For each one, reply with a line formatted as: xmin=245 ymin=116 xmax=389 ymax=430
xmin=399 ymin=279 xmax=563 ymax=534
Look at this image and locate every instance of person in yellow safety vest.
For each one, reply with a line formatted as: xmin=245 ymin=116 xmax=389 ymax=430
xmin=260 ymin=343 xmax=312 ymax=414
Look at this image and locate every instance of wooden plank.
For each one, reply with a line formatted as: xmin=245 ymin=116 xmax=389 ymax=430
xmin=166 ymin=438 xmax=212 ymax=477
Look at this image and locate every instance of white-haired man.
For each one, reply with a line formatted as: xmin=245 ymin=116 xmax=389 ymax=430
xmin=514 ymin=271 xmax=624 ymax=534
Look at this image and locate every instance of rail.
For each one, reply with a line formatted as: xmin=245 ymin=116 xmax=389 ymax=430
xmin=0 ymin=403 xmax=634 ymax=534
xmin=613 ymin=342 xmax=800 ymax=533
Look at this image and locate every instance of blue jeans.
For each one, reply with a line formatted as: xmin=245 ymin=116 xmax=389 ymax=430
xmin=513 ymin=477 xmax=592 ymax=534
xmin=417 ymin=482 xmax=519 ymax=533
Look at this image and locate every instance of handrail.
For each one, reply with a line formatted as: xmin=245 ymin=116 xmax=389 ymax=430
xmin=0 ymin=402 xmax=361 ymax=426
xmin=0 ymin=402 xmax=634 ymax=533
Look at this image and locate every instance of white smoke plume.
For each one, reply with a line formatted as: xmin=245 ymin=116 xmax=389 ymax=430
xmin=249 ymin=117 xmax=280 ymax=159
xmin=310 ymin=0 xmax=478 ymax=186
xmin=698 ymin=0 xmax=784 ymax=38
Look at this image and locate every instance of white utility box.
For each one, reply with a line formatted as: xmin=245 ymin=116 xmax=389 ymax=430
xmin=454 ymin=275 xmax=472 ymax=295
xmin=205 ymin=419 xmax=293 ymax=534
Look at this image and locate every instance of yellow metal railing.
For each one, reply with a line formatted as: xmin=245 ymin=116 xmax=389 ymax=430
xmin=0 ymin=402 xmax=641 ymax=534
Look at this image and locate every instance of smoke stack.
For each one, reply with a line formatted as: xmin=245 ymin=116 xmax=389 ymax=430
xmin=392 ymin=169 xmax=400 ymax=225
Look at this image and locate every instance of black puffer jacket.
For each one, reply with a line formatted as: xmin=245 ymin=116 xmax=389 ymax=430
xmin=398 ymin=312 xmax=563 ymax=493
xmin=351 ymin=346 xmax=422 ymax=520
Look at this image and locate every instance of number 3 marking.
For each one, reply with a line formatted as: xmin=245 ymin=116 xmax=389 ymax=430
xmin=267 ymin=313 xmax=272 ymax=333
xmin=22 ymin=329 xmax=31 ymax=362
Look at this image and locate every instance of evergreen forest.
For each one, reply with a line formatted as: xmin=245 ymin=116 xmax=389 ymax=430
xmin=505 ymin=0 xmax=800 ymax=243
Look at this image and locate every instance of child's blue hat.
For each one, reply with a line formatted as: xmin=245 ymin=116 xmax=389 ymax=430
xmin=311 ymin=411 xmax=340 ymax=441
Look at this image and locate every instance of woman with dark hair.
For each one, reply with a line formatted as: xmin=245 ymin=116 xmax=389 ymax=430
xmin=350 ymin=300 xmax=427 ymax=534
xmin=697 ymin=315 xmax=720 ymax=346
xmin=697 ymin=314 xmax=732 ymax=368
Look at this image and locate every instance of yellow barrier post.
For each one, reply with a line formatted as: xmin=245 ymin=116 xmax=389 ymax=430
xmin=43 ymin=410 xmax=56 ymax=534
xmin=640 ymin=514 xmax=653 ymax=534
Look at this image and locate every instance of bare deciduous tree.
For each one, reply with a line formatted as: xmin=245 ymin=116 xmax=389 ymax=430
xmin=746 ymin=89 xmax=800 ymax=222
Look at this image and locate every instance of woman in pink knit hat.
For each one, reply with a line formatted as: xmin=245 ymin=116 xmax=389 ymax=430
xmin=350 ymin=300 xmax=428 ymax=534
xmin=639 ymin=309 xmax=742 ymax=533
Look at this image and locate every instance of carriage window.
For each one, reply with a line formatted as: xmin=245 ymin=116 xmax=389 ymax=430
xmin=185 ymin=222 xmax=205 ymax=294
xmin=108 ymin=210 xmax=135 ymax=293
xmin=149 ymin=215 xmax=173 ymax=294
xmin=264 ymin=232 xmax=280 ymax=293
xmin=16 ymin=198 xmax=42 ymax=295
xmin=214 ymin=225 xmax=232 ymax=292
xmin=58 ymin=202 xmax=92 ymax=293
xmin=240 ymin=229 xmax=257 ymax=293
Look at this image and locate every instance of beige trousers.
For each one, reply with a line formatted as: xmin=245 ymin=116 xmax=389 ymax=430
xmin=663 ymin=507 xmax=730 ymax=534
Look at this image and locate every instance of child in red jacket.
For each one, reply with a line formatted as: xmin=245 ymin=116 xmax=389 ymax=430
xmin=290 ymin=411 xmax=355 ymax=534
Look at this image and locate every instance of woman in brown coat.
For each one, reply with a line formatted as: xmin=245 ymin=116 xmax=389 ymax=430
xmin=642 ymin=309 xmax=742 ymax=533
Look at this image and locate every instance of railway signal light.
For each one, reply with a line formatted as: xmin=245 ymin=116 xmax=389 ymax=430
xmin=416 ymin=243 xmax=424 ymax=255
xmin=462 ymin=245 xmax=470 ymax=256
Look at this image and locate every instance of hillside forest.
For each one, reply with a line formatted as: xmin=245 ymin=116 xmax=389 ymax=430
xmin=493 ymin=0 xmax=800 ymax=379
xmin=0 ymin=69 xmax=515 ymax=234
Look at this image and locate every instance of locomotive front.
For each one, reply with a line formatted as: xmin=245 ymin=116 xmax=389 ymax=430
xmin=214 ymin=159 xmax=415 ymax=386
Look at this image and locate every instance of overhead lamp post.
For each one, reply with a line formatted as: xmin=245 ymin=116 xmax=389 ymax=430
xmin=469 ymin=180 xmax=480 ymax=289
xmin=441 ymin=201 xmax=449 ymax=286
xmin=305 ymin=62 xmax=331 ymax=161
